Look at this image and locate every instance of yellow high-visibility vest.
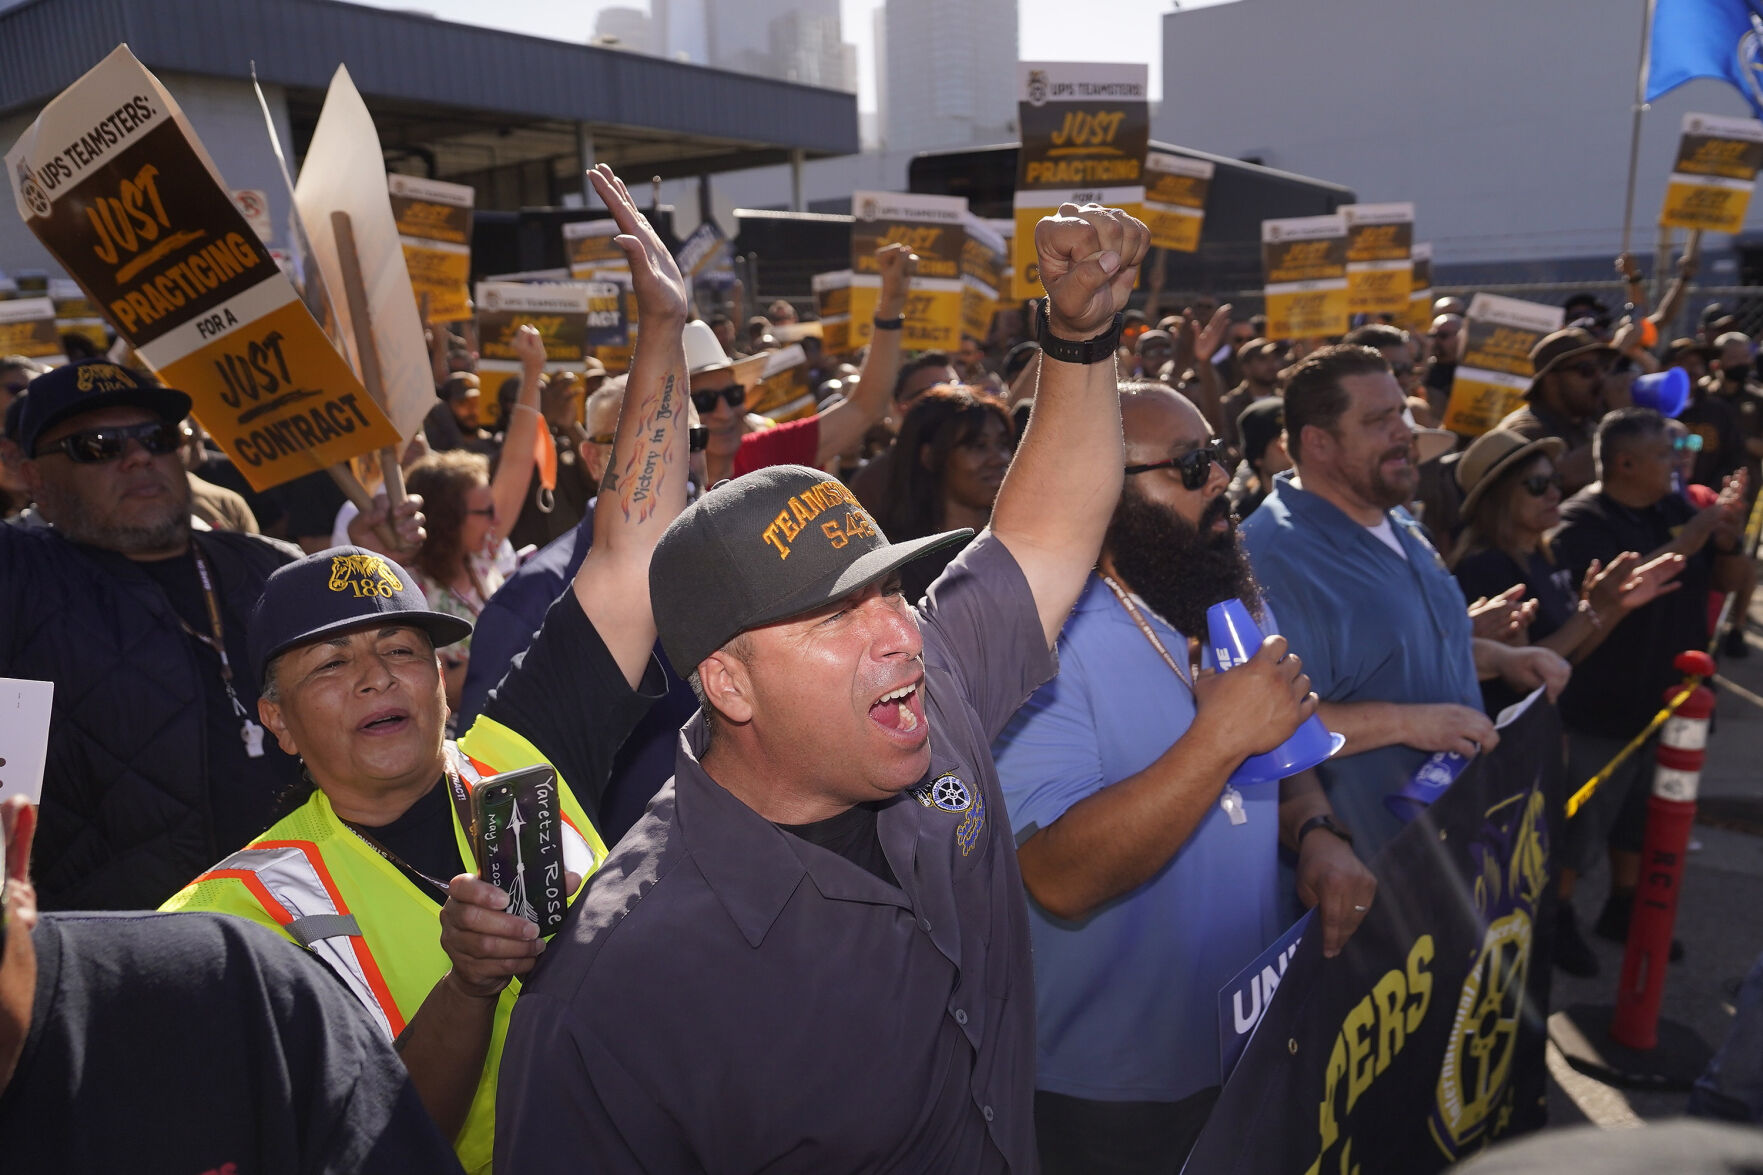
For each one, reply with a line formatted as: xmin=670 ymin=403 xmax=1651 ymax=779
xmin=162 ymin=730 xmax=607 ymax=1174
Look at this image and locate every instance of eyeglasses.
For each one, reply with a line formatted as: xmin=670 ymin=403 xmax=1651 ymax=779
xmin=1125 ymin=440 xmax=1226 ymax=490
xmin=587 ymin=426 xmax=710 ymax=453
xmin=691 ymin=384 xmax=746 ymax=413
xmin=33 ymin=419 xmax=182 ymax=462
xmin=1673 ymin=434 xmax=1705 ymax=453
xmin=1519 ymin=472 xmax=1563 ymax=497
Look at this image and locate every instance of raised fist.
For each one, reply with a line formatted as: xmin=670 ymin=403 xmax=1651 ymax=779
xmin=1034 ymin=203 xmax=1149 ymax=339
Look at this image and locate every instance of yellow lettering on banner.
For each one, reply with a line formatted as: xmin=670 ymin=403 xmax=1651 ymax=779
xmin=157 ymin=299 xmax=401 ymax=492
xmin=1309 ymin=935 xmax=1435 ymax=1173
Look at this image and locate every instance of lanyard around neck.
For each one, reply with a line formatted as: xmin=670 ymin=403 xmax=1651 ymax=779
xmin=1098 ymin=572 xmax=1194 ymax=690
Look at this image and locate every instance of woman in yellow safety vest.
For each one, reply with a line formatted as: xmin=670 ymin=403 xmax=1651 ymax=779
xmin=163 ymin=164 xmax=692 ymax=1174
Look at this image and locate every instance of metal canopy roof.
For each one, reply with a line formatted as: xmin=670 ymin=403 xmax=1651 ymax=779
xmin=0 ymin=0 xmax=859 ymax=183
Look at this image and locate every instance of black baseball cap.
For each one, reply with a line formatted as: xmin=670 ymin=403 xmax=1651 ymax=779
xmin=650 ymin=465 xmax=972 ymax=675
xmin=17 ymin=359 xmax=190 ymax=455
xmin=247 ymin=546 xmax=472 ymax=686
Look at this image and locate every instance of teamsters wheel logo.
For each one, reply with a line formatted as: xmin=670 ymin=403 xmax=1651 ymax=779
xmin=929 ymin=773 xmax=972 ymax=812
xmin=859 ymin=196 xmax=878 ymax=222
xmin=17 ymin=163 xmax=48 ymax=218
xmin=1026 ymin=69 xmax=1050 ymax=107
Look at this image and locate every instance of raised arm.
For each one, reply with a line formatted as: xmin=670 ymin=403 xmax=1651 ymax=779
xmin=488 ymin=325 xmax=546 ymax=534
xmin=573 ymin=166 xmax=690 ymax=686
xmin=814 ymin=243 xmax=914 ymax=462
xmin=990 ymin=203 xmax=1149 ymax=647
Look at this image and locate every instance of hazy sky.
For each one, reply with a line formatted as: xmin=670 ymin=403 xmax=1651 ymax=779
xmin=357 ymin=0 xmax=1232 ymax=109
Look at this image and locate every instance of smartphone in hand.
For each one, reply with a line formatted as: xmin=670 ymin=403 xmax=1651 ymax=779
xmin=470 ymin=764 xmax=567 ymax=936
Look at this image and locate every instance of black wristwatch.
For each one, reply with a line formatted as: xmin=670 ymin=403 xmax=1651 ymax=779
xmin=872 ymin=315 xmax=904 ymax=331
xmin=1297 ymin=814 xmax=1353 ymax=848
xmin=1034 ymin=298 xmax=1123 ymax=365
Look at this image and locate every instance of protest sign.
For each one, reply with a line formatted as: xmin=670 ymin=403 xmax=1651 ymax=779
xmin=745 ymin=343 xmax=814 ymax=422
xmin=1143 ymin=152 xmax=1213 ymax=253
xmin=850 ymin=190 xmax=967 ymax=351
xmin=1012 ymin=62 xmax=1149 ymax=299
xmin=230 ymin=188 xmax=272 ymax=244
xmin=1444 ymin=293 xmax=1563 ymax=436
xmin=1660 ymin=111 xmax=1763 ymax=234
xmin=1262 ymin=214 xmax=1349 ymax=339
xmin=388 ymin=172 xmax=474 ymax=324
xmin=475 ymin=281 xmax=614 ymax=393
xmin=813 ymin=270 xmax=852 ymax=354
xmin=295 ymin=65 xmax=434 ymax=445
xmin=1406 ymin=243 xmax=1435 ymax=332
xmin=1344 ymin=203 xmax=1414 ymax=317
xmin=0 ymin=297 xmax=63 ymax=365
xmin=1183 ymin=700 xmax=1563 ymax=1175
xmin=675 ymin=220 xmax=735 ymax=291
xmin=49 ymin=278 xmax=106 ymax=351
xmin=565 ymin=221 xmax=636 ymax=357
xmin=6 ymin=45 xmax=399 ymax=490
xmin=1218 ymin=911 xmax=1310 ymax=1084
xmin=961 ymin=216 xmax=1007 ymax=344
xmin=564 ymin=219 xmax=629 ymax=282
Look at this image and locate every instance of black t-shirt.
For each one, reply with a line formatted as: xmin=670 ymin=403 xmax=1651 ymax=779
xmin=1678 ymin=391 xmax=1744 ymax=487
xmin=779 ymin=802 xmax=901 ymax=887
xmin=349 ymin=778 xmax=460 ymax=906
xmin=1453 ymin=546 xmax=1575 ymax=645
xmin=1551 ymin=487 xmax=1713 ymax=739
xmin=478 ymin=587 xmax=667 ymax=821
xmin=137 ymin=550 xmax=294 ymax=854
xmin=0 ymin=911 xmax=463 ymax=1173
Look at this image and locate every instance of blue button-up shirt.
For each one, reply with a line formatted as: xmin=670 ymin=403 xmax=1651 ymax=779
xmin=1240 ymin=471 xmax=1480 ymax=858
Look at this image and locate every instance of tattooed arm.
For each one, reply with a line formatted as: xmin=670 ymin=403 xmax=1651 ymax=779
xmin=573 ymin=165 xmax=691 ymax=687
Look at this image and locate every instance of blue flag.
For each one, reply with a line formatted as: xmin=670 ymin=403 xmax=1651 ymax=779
xmin=1647 ymin=0 xmax=1763 ymax=117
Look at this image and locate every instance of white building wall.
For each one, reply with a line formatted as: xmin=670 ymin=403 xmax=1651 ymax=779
xmin=1157 ymin=0 xmax=1763 ymax=275
xmin=0 ymin=74 xmax=296 ymax=280
xmin=884 ymin=0 xmax=1018 ymax=152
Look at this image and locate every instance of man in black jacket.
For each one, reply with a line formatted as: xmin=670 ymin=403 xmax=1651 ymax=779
xmin=3 ymin=359 xmax=420 ymax=910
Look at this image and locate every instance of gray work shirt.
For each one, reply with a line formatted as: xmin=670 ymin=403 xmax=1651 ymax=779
xmin=496 ymin=532 xmax=1055 ymax=1173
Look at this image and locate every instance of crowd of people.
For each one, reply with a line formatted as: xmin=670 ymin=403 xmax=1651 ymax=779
xmin=2 ymin=165 xmax=1762 ymax=1173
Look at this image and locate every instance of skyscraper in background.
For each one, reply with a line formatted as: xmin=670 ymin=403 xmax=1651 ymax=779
xmin=593 ymin=5 xmax=653 ymax=53
xmin=883 ymin=0 xmax=1018 ymax=152
xmin=651 ymin=0 xmax=708 ymax=64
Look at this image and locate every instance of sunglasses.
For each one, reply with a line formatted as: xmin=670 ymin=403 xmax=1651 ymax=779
xmin=691 ymin=384 xmax=746 ymax=413
xmin=1566 ymin=361 xmax=1607 ymax=379
xmin=33 ymin=419 xmax=181 ymax=463
xmin=1125 ymin=440 xmax=1226 ymax=490
xmin=1519 ymin=472 xmax=1563 ymax=497
xmin=1673 ymin=434 xmax=1705 ymax=453
xmin=588 ymin=426 xmax=710 ymax=453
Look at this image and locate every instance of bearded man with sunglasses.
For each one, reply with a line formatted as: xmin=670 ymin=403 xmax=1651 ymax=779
xmin=992 ymin=381 xmax=1373 ymax=1172
xmin=1500 ymin=327 xmax=1624 ymax=497
xmin=1 ymin=359 xmax=421 ymax=911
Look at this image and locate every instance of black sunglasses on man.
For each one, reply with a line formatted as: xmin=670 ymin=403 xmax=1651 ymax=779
xmin=32 ymin=420 xmax=182 ymax=463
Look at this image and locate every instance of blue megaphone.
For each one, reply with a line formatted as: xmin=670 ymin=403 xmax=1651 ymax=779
xmin=1630 ymin=367 xmax=1689 ymax=418
xmin=1207 ymin=598 xmax=1346 ymax=787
